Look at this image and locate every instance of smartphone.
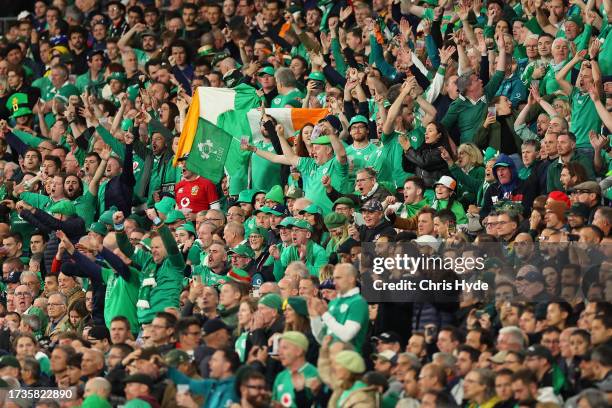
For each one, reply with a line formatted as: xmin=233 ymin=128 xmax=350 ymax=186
xmin=240 ymin=136 xmax=249 ymax=149
xmin=177 ymin=384 xmax=189 ymax=394
xmin=270 ymin=335 xmax=280 ymax=356
xmin=475 ymin=309 xmax=486 ymax=318
xmin=487 ymin=106 xmax=496 ymax=117
xmin=311 ymin=125 xmax=321 ymax=141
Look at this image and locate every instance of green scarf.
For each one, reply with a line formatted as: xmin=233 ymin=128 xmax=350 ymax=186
xmin=136 ymin=266 xmax=157 ymax=310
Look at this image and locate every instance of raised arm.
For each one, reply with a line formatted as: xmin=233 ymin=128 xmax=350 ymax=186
xmin=556 ymin=50 xmax=587 ymax=95
xmin=117 ymin=23 xmax=146 ymax=51
xmin=89 ymin=145 xmax=110 ymax=196
xmin=588 ymin=85 xmax=612 ymax=131
xmin=383 ymin=77 xmax=415 ymax=135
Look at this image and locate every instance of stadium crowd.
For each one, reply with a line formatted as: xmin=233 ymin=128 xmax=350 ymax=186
xmin=0 ymin=0 xmax=610 ymax=407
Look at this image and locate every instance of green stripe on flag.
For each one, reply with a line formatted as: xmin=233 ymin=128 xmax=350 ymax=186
xmin=185 ymin=119 xmax=233 ymax=184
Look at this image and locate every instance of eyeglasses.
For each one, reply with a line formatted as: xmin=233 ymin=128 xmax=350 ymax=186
xmin=14 ymin=292 xmax=31 ymax=297
xmin=48 ymin=303 xmax=65 ymax=307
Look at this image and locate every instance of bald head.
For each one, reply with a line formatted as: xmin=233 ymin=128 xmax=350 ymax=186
xmin=84 ymin=377 xmax=111 ymax=399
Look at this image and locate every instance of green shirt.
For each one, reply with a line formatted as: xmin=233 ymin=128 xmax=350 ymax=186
xmin=271 ymin=88 xmax=305 ymax=108
xmin=280 ymin=240 xmax=329 ymax=277
xmin=75 ymin=71 xmax=105 ymax=96
xmin=272 ymin=363 xmax=319 ymax=408
xmin=432 ymin=199 xmax=468 ymax=225
xmin=569 ymin=87 xmax=602 ymax=149
xmin=251 ymin=140 xmax=282 ymax=191
xmin=297 ymin=156 xmax=349 ymax=214
xmin=375 ymin=132 xmax=411 ymax=189
xmin=101 ymin=265 xmax=140 ymax=334
xmin=324 ymin=289 xmax=369 ymax=352
xmin=441 ymin=70 xmax=504 ymax=143
xmin=191 ymin=265 xmax=230 ymax=287
xmin=74 ymin=190 xmax=97 ymax=227
xmin=346 ymin=142 xmax=379 ymax=184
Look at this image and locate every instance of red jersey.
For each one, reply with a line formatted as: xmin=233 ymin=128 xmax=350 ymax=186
xmin=175 ymin=176 xmax=219 ymax=213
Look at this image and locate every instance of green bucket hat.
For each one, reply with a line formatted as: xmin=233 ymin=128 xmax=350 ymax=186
xmin=324 ymin=212 xmax=347 ymax=229
xmin=335 ymin=350 xmax=366 ymax=373
xmin=258 ymin=293 xmax=283 ymax=312
xmin=307 ymin=71 xmax=326 ymax=82
xmin=165 ymin=209 xmax=186 ymax=224
xmin=281 ymin=331 xmax=309 ymax=351
xmin=248 ymin=226 xmax=268 ymax=242
xmin=287 ymin=296 xmax=308 ymax=317
xmin=99 ymin=206 xmax=118 ymax=225
xmin=48 ymin=200 xmax=76 ymax=217
xmin=265 ymin=185 xmax=285 ymax=204
xmin=332 ymin=197 xmax=356 ymax=210
xmin=89 ymin=222 xmax=107 ymax=236
xmin=311 ymin=135 xmax=331 ymax=145
xmin=177 ymin=223 xmax=196 ymax=235
xmin=348 ymin=115 xmax=368 ymax=128
xmin=6 ymin=93 xmax=32 ymax=118
xmin=229 ymin=243 xmax=255 ymax=258
xmin=289 ymin=218 xmax=313 ymax=232
xmin=154 ymin=196 xmax=176 ymax=215
xmin=257 ymin=66 xmax=276 ymax=77
xmin=299 ymin=204 xmax=322 ymax=216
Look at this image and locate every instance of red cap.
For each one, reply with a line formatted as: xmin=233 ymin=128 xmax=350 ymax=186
xmin=547 ymin=191 xmax=570 ymax=208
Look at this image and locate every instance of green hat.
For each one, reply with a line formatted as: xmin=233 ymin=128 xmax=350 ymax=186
xmin=154 ymin=196 xmax=176 ymax=215
xmin=164 ymin=349 xmax=191 ymax=367
xmin=333 ymin=197 xmax=356 ymax=210
xmin=261 ymin=206 xmax=283 ymax=216
xmin=89 ymin=222 xmax=107 ymax=236
xmin=25 ymin=306 xmax=48 ymax=333
xmin=197 ymin=44 xmax=215 ymax=57
xmin=324 ymin=212 xmax=347 ymax=229
xmin=335 ymin=350 xmax=366 ymax=373
xmin=0 ymin=355 xmax=20 ymax=369
xmin=285 ymin=186 xmax=304 ymax=199
xmin=566 ymin=14 xmax=584 ymax=31
xmin=311 ymin=135 xmax=331 ymax=145
xmin=248 ymin=226 xmax=268 ymax=242
xmin=48 ymin=200 xmax=76 ymax=217
xmin=140 ymin=238 xmax=152 ymax=251
xmin=177 ymin=223 xmax=196 ymax=235
xmin=287 ymin=296 xmax=308 ymax=317
xmin=257 ymin=66 xmax=276 ymax=77
xmin=280 ymin=331 xmax=309 ymax=351
xmin=348 ymin=115 xmax=368 ymax=128
xmin=483 ymin=147 xmax=498 ymax=163
xmin=211 ymin=51 xmax=231 ymax=66
xmin=228 ymin=267 xmax=251 ymax=284
xmin=265 ymin=185 xmax=284 ymax=204
xmin=229 ymin=243 xmax=255 ymax=258
xmin=6 ymin=93 xmax=32 ymax=118
xmin=299 ymin=204 xmax=322 ymax=216
xmin=165 ymin=209 xmax=186 ymax=224
xmin=127 ymin=84 xmax=140 ymax=102
xmin=278 ymin=216 xmax=297 ymax=228
xmin=258 ymin=293 xmax=283 ymax=312
xmin=289 ymin=218 xmax=313 ymax=232
xmin=237 ymin=189 xmax=260 ymax=204
xmin=98 ymin=206 xmax=118 ymax=225
xmin=107 ymin=71 xmax=127 ymax=84
xmin=81 ymin=395 xmax=112 ymax=408
xmin=308 ymin=71 xmax=326 ymax=82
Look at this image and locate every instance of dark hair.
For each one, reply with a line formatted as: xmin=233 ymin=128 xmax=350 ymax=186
xmin=155 ymin=311 xmax=178 ymax=329
xmin=110 ymin=316 xmax=131 ymax=332
xmin=404 ymin=176 xmax=426 ymax=193
xmin=176 ymin=317 xmax=202 ymax=337
xmin=457 ymin=345 xmax=480 ymax=362
xmin=435 ymin=209 xmax=456 ymax=226
xmin=218 ymin=347 xmax=241 ymax=373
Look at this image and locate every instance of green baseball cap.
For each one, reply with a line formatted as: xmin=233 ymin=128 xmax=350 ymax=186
xmin=348 ymin=115 xmax=368 ymax=128
xmin=229 ymin=243 xmax=255 ymax=258
xmin=6 ymin=93 xmax=32 ymax=118
xmin=177 ymin=223 xmax=196 ymax=235
xmin=260 ymin=206 xmax=283 ymax=216
xmin=107 ymin=71 xmax=127 ymax=84
xmin=248 ymin=226 xmax=268 ymax=242
xmin=48 ymin=200 xmax=76 ymax=217
xmin=299 ymin=204 xmax=322 ymax=216
xmin=164 ymin=349 xmax=191 ymax=367
xmin=289 ymin=218 xmax=313 ymax=232
xmin=308 ymin=71 xmax=325 ymax=82
xmin=257 ymin=66 xmax=276 ymax=77
xmin=278 ymin=216 xmax=297 ymax=228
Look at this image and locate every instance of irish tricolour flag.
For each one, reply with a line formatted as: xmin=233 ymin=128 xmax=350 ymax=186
xmin=175 ymin=84 xmax=328 ymax=194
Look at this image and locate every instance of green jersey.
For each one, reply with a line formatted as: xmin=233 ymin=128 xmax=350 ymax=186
xmin=272 ymin=363 xmax=319 ymax=408
xmin=569 ymin=87 xmax=602 ymax=149
xmin=100 ymin=265 xmax=140 ymax=334
xmin=345 ymin=143 xmax=379 ymax=184
xmin=375 ymin=132 xmax=411 ymax=189
xmin=251 ymin=140 xmax=282 ymax=191
xmin=191 ymin=265 xmax=230 ymax=287
xmin=296 ymin=156 xmax=349 ymax=214
xmin=271 ymin=88 xmax=305 ymax=108
xmin=324 ymin=289 xmax=369 ymax=352
xmin=74 ymin=191 xmax=97 ymax=227
xmin=280 ymin=240 xmax=329 ymax=277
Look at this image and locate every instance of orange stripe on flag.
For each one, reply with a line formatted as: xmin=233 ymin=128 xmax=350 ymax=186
xmin=173 ymin=91 xmax=201 ymax=166
xmin=290 ymin=108 xmax=328 ymax=132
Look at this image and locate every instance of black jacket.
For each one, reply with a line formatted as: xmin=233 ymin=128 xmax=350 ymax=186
xmin=104 ymin=141 xmax=136 ymax=217
xmin=358 ymin=219 xmax=397 ymax=242
xmin=402 ymin=141 xmax=451 ymax=188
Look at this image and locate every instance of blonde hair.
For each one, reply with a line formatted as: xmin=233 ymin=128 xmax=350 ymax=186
xmin=458 ymin=143 xmax=484 ymax=167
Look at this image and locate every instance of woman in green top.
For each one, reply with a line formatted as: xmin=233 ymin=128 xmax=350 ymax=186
xmin=431 ymin=176 xmax=469 ymax=225
xmin=443 ymin=143 xmax=486 ymax=209
xmin=235 ymin=298 xmax=257 ymax=363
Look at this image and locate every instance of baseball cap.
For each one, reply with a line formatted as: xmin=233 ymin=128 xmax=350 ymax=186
xmin=257 ymin=66 xmax=275 ymax=77
xmin=525 ymin=344 xmax=553 ymax=364
xmin=372 ymin=331 xmax=401 ymax=344
xmin=228 ymin=243 xmax=255 ymax=258
xmin=202 ymin=318 xmax=230 ymax=336
xmin=371 ymin=350 xmax=398 ymax=365
xmin=361 ymin=199 xmax=383 ymax=212
xmin=123 ymin=374 xmax=154 ymax=387
xmin=164 ymin=349 xmax=192 ymax=367
xmin=88 ymin=326 xmax=110 ymax=341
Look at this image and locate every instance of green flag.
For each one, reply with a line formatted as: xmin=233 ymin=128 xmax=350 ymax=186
xmin=185 ymin=119 xmax=233 ymax=183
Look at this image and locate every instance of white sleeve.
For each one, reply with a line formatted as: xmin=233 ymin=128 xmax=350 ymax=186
xmin=321 ymin=312 xmax=362 ymax=343
xmin=310 ymin=316 xmax=324 ymax=344
xmin=425 ymin=72 xmax=445 ymax=104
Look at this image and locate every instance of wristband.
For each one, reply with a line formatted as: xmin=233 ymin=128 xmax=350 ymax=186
xmin=114 ymin=223 xmax=125 ymax=231
xmin=153 ymin=217 xmax=162 ymax=226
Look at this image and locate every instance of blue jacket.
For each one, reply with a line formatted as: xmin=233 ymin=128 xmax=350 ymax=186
xmin=168 ymin=368 xmax=238 ymax=408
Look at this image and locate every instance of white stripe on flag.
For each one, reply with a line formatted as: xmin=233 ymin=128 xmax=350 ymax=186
xmin=198 ymin=87 xmax=236 ymax=124
xmin=247 ymin=108 xmax=296 ymax=143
